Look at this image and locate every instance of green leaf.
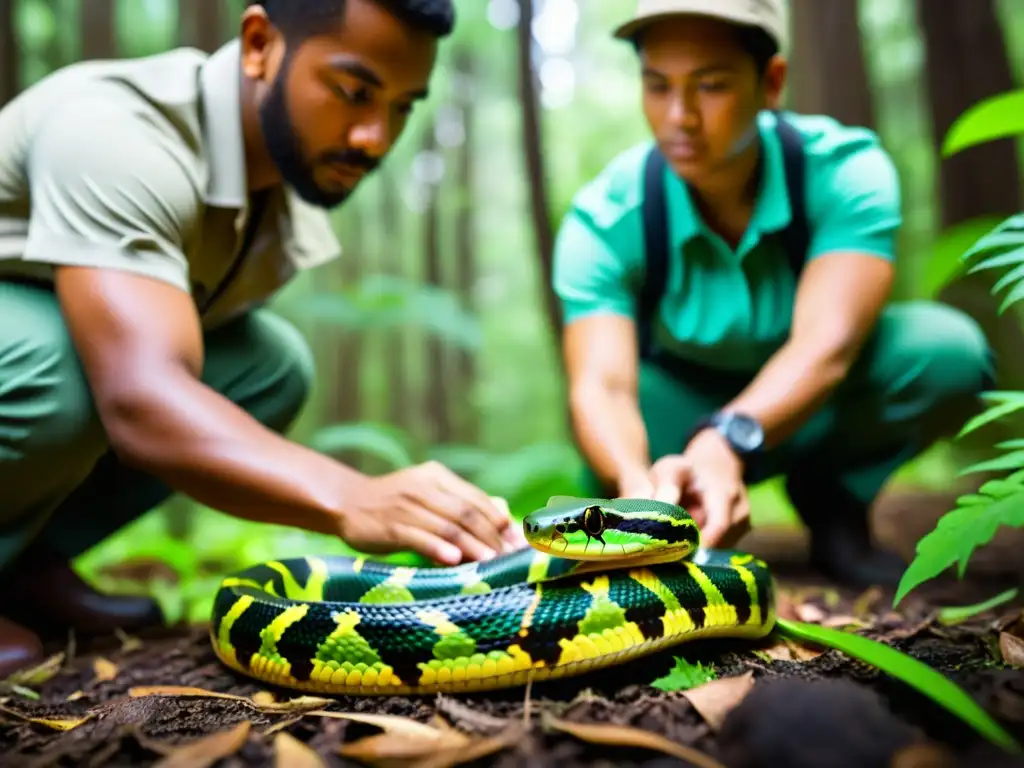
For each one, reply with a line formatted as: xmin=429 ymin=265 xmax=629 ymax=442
xmin=956 ymin=394 xmax=1024 ymax=438
xmin=938 ymin=588 xmax=1019 ymax=626
xmin=894 ymin=487 xmax=1024 ymax=605
xmin=307 ymin=422 xmax=415 ymax=469
xmin=996 ymin=439 xmax=1024 ymax=450
xmin=775 ymin=619 xmax=1021 ymax=753
xmin=925 ymin=217 xmax=1006 ymax=296
xmin=966 ymin=246 xmax=1024 ymax=275
xmin=998 ymin=278 xmax=1024 ymax=314
xmin=942 ymin=89 xmax=1024 ymax=157
xmin=649 ymin=656 xmax=717 ymax=692
xmin=959 ymin=450 xmax=1024 ymax=477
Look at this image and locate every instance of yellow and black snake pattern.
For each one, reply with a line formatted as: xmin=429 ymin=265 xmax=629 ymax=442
xmin=210 ymin=497 xmax=776 ymax=695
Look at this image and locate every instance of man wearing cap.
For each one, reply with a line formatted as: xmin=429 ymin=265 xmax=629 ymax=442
xmin=554 ymin=0 xmax=994 ymax=587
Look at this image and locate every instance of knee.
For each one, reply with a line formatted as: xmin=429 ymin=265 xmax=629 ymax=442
xmin=882 ymin=302 xmax=994 ymax=400
xmin=0 ymin=298 xmax=107 ymax=472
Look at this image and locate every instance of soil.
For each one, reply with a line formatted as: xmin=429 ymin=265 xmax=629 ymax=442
xmin=1 ymin=490 xmax=1024 ymax=768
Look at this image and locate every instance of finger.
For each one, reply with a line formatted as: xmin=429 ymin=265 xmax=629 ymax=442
xmin=394 ymin=494 xmax=501 ymax=562
xmin=390 ymin=522 xmax=464 ymax=566
xmin=402 ymin=485 xmax=505 ymax=557
xmin=718 ymin=495 xmax=752 ymax=550
xmin=429 ymin=464 xmax=511 ymax=529
xmin=697 ymin=488 xmax=739 ymax=548
xmin=650 ymin=456 xmax=692 ymax=504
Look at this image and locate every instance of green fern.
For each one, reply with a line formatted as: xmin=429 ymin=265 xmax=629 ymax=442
xmin=960 ymin=215 xmax=1024 ymax=313
xmin=894 ymin=473 xmax=1024 ymax=606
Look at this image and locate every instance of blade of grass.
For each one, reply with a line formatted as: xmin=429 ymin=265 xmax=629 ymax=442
xmin=775 ymin=618 xmax=1021 ymax=753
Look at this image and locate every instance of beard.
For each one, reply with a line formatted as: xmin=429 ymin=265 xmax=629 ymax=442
xmin=258 ymin=52 xmax=380 ymax=209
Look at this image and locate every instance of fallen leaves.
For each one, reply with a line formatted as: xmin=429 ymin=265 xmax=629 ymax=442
xmin=999 ymin=631 xmax=1024 ymax=667
xmin=543 ymin=714 xmax=726 ymax=768
xmin=128 ymin=685 xmax=331 ymax=714
xmin=93 ymin=657 xmax=119 ymax=682
xmin=681 ymin=671 xmax=755 ymax=731
xmin=0 ymin=704 xmax=91 ymax=732
xmin=273 ymin=731 xmax=325 ymax=768
xmin=148 ymin=720 xmax=251 ymax=768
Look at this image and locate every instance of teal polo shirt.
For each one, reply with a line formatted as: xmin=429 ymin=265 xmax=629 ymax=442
xmin=552 ymin=110 xmax=902 ymax=373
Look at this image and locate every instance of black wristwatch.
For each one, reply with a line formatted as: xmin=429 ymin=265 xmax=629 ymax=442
xmin=689 ymin=411 xmax=765 ymax=460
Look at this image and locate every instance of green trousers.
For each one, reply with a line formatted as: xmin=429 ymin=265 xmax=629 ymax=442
xmin=0 ymin=280 xmax=314 ymax=571
xmin=582 ymin=301 xmax=995 ymax=506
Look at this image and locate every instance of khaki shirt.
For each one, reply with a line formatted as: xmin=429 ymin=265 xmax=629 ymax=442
xmin=0 ymin=40 xmax=341 ymax=329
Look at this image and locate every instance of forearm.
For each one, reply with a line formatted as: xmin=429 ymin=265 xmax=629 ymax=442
xmin=724 ymin=339 xmax=853 ymax=448
xmin=570 ymin=381 xmax=651 ymax=490
xmin=99 ymin=370 xmax=366 ymax=533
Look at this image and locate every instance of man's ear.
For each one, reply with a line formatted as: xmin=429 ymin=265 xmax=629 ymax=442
xmin=762 ymin=55 xmax=788 ymax=110
xmin=239 ymin=5 xmax=283 ymax=81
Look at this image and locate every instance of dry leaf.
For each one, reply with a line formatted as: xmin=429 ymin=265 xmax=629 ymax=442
xmin=313 ymin=711 xmax=447 ymax=739
xmin=262 ymin=716 xmax=304 ymax=736
xmin=114 ymin=628 xmax=144 ymax=653
xmin=66 ymin=690 xmax=85 ymax=702
xmin=252 ymin=691 xmax=277 ymax=707
xmin=6 ymin=652 xmax=64 ymax=687
xmin=129 ymin=685 xmax=330 ymax=713
xmin=436 ymin=696 xmax=513 ymax=736
xmin=410 ymin=724 xmax=525 ymax=768
xmin=756 ymin=636 xmax=822 ymax=662
xmin=328 ymin=711 xmax=469 ymax=766
xmin=152 ymin=720 xmax=251 ymax=768
xmin=821 ymin=614 xmax=867 ymax=629
xmin=0 ymin=704 xmax=91 ymax=731
xmin=852 ymin=586 xmax=883 ymax=618
xmin=681 ymin=671 xmax=755 ymax=731
xmin=93 ymin=657 xmax=118 ymax=682
xmin=274 ymin=731 xmax=325 ymax=768
xmin=999 ymin=632 xmax=1024 ymax=667
xmin=543 ymin=715 xmax=726 ymax=768
xmin=794 ymin=602 xmax=826 ymax=623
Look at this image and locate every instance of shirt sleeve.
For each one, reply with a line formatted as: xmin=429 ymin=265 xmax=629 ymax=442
xmin=806 ymin=142 xmax=902 ymax=262
xmin=22 ymin=97 xmax=201 ymax=291
xmin=552 ymin=205 xmax=641 ymax=326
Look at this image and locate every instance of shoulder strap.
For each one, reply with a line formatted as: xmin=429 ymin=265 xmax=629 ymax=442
xmin=773 ymin=113 xmax=810 ymax=276
xmin=638 ymin=146 xmax=669 ymax=360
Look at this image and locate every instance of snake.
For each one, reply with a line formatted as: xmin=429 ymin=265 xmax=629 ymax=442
xmin=209 ymin=496 xmax=776 ymax=696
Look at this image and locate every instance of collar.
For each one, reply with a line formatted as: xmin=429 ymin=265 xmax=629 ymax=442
xmin=198 ymin=40 xmax=340 ymax=269
xmin=666 ymin=110 xmax=793 ymax=260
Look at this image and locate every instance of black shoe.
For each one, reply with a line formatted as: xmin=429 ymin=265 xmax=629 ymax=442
xmin=785 ymin=465 xmax=907 ymax=590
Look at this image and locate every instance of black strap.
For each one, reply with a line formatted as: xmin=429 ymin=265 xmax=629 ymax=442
xmin=637 ymin=148 xmax=669 ymax=360
xmin=774 ymin=114 xmax=810 ymax=278
xmin=637 ymin=113 xmax=808 ymax=360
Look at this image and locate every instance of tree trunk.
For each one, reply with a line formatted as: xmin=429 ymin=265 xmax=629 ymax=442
xmin=452 ymin=49 xmax=477 ymax=444
xmin=0 ymin=0 xmax=19 ymax=105
xmin=422 ymin=124 xmax=453 ymax=444
xmin=787 ymin=0 xmax=875 ymax=128
xmin=178 ymin=0 xmax=225 ymax=52
xmin=515 ymin=0 xmax=561 ymax=341
xmin=917 ymin=0 xmax=1024 ymax=426
xmin=380 ymin=172 xmax=410 ymax=435
xmin=80 ymin=0 xmax=117 ymax=60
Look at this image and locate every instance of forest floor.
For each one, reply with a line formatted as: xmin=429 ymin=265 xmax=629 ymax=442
xmin=1 ymin=490 xmax=1023 ymax=768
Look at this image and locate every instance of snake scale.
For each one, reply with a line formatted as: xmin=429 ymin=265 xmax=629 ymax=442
xmin=210 ymin=496 xmax=777 ymax=695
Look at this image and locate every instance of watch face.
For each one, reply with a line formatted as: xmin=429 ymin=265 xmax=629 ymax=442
xmin=720 ymin=413 xmax=764 ymax=453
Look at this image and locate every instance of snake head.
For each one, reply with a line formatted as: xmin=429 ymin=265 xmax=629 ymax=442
xmin=522 ymin=499 xmax=698 ymax=562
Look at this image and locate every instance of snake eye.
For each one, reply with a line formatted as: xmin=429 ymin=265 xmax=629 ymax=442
xmin=554 ymin=523 xmax=566 ymax=534
xmin=582 ymin=506 xmax=604 ymax=536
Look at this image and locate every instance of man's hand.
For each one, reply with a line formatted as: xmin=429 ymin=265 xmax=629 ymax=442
xmin=334 ymin=461 xmax=523 ymax=566
xmin=634 ymin=430 xmax=750 ymax=549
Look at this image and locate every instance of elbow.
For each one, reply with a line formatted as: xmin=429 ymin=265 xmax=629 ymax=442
xmin=93 ymin=381 xmax=173 ymax=470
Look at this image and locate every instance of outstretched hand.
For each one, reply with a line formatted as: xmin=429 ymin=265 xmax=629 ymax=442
xmin=618 ymin=430 xmax=751 ymax=549
xmin=333 ymin=461 xmax=525 ymax=566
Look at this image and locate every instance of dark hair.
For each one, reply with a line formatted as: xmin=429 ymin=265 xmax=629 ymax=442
xmin=250 ymin=0 xmax=455 ymax=40
xmin=632 ymin=21 xmax=779 ymax=76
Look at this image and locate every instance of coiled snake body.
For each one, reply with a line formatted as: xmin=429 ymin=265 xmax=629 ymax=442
xmin=210 ymin=497 xmax=776 ymax=695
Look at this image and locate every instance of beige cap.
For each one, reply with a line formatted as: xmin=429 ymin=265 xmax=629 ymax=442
xmin=612 ymin=0 xmax=789 ymax=53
